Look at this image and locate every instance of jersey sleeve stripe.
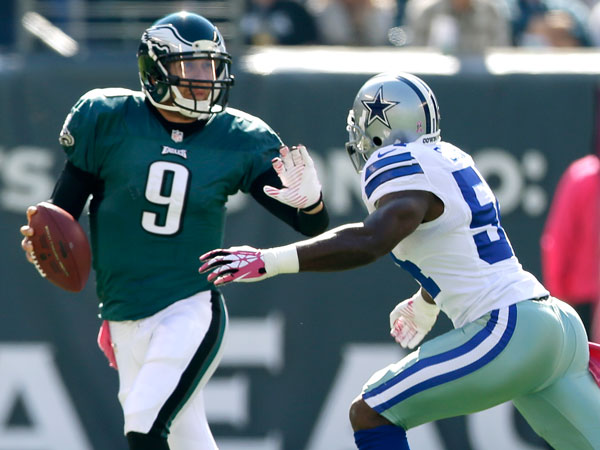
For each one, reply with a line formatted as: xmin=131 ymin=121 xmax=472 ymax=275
xmin=365 ymin=163 xmax=424 ymax=198
xmin=364 ymin=152 xmax=414 ymax=178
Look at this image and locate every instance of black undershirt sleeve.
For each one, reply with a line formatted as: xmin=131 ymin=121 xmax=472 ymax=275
xmin=50 ymin=161 xmax=98 ymax=220
xmin=249 ymin=168 xmax=329 ymax=237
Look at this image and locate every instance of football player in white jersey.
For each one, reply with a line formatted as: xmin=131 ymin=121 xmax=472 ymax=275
xmin=199 ymin=73 xmax=600 ymax=449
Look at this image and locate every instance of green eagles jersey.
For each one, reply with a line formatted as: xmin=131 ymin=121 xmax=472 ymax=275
xmin=59 ymin=88 xmax=282 ymax=320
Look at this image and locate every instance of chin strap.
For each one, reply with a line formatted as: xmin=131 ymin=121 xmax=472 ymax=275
xmin=145 ymin=88 xmax=210 ymax=120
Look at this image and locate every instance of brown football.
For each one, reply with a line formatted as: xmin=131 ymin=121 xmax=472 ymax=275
xmin=28 ymin=202 xmax=91 ymax=292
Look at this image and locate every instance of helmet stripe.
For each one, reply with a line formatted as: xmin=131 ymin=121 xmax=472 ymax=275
xmin=411 ymin=75 xmax=439 ymax=133
xmin=429 ymin=90 xmax=440 ymax=131
xmin=396 ymin=76 xmax=432 ymax=134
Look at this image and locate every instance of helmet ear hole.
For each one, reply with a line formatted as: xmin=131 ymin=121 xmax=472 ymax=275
xmin=373 ymin=136 xmax=383 ymax=146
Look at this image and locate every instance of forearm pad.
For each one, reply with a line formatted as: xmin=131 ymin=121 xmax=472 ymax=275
xmin=296 ymin=201 xmax=329 ymax=237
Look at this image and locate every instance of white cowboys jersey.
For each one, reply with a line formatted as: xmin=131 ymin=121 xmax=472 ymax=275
xmin=361 ymin=137 xmax=548 ymax=328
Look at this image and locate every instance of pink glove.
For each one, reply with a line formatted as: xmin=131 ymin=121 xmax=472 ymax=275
xmin=199 ymin=246 xmax=270 ymax=286
xmin=199 ymin=245 xmax=299 ymax=286
xmin=97 ymin=320 xmax=118 ymax=370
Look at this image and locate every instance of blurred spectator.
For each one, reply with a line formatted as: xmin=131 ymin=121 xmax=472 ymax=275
xmin=307 ymin=0 xmax=396 ymax=46
xmin=517 ymin=9 xmax=586 ymax=46
xmin=589 ymin=1 xmax=600 ymax=47
xmin=541 ymin=154 xmax=600 ymax=342
xmin=403 ymin=0 xmax=510 ymax=54
xmin=47 ymin=0 xmax=71 ymax=28
xmin=240 ymin=0 xmax=319 ymax=45
xmin=507 ymin=0 xmax=591 ymax=46
xmin=0 ymin=0 xmax=16 ymax=52
xmin=395 ymin=0 xmax=409 ymax=26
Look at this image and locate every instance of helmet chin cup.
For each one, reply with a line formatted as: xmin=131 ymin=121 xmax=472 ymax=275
xmin=146 ymin=94 xmax=209 ymax=120
xmin=173 ymin=106 xmax=207 ymax=120
xmin=346 ymin=111 xmax=376 ymax=172
xmin=170 ymin=85 xmax=212 ymax=118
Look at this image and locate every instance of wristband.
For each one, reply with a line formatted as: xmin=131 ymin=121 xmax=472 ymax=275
xmin=413 ymin=291 xmax=440 ymax=316
xmin=300 ymin=192 xmax=323 ymax=213
xmin=262 ymin=244 xmax=299 ymax=275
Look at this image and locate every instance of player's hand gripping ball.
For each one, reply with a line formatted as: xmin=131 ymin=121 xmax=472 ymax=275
xmin=25 ymin=202 xmax=91 ymax=292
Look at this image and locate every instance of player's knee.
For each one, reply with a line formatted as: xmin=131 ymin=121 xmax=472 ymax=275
xmin=349 ymin=396 xmax=392 ymax=431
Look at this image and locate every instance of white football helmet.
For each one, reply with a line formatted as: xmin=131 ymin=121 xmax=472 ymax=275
xmin=346 ymin=72 xmax=441 ymax=172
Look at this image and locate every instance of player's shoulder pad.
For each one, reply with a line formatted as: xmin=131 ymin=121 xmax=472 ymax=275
xmin=77 ymin=88 xmax=142 ymax=108
xmin=362 ymin=143 xmax=428 ymax=198
xmin=425 ymin=141 xmax=473 ymax=168
xmin=224 ymin=107 xmax=274 ymax=131
xmin=59 ymin=88 xmax=141 ymax=148
xmin=99 ymin=87 xmax=140 ymax=98
xmin=363 ymin=144 xmax=420 ymax=177
xmin=215 ymin=107 xmax=281 ymax=151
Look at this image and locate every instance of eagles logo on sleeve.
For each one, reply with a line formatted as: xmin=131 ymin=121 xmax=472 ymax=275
xmin=59 ymin=112 xmax=75 ymax=147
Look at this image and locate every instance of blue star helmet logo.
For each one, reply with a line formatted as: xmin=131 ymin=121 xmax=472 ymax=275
xmin=361 ymin=86 xmax=399 ymax=128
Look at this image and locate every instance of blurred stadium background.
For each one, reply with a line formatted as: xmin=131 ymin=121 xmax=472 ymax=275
xmin=0 ymin=1 xmax=599 ymax=449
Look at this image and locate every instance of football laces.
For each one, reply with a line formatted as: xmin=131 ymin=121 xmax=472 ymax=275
xmin=30 ymin=251 xmax=47 ymax=278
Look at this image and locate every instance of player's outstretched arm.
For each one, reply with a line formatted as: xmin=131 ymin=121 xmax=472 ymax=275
xmin=389 ymin=289 xmax=440 ymax=349
xmin=200 ymin=190 xmax=439 ymax=285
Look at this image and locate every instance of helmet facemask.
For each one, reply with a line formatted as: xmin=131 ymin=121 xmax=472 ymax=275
xmin=160 ymin=52 xmax=231 ymax=118
xmin=346 ymin=109 xmax=375 ymax=172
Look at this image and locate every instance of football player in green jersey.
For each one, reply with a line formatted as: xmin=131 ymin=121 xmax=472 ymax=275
xmin=19 ymin=11 xmax=329 ymax=450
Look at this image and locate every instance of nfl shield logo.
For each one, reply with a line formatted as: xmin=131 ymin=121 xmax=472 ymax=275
xmin=171 ymin=129 xmax=184 ymax=143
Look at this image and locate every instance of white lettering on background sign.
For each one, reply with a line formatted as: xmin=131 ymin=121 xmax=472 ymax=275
xmin=208 ymin=321 xmax=546 ymax=450
xmin=224 ymin=147 xmax=548 ymax=217
xmin=0 ymin=327 xmax=546 ymax=449
xmin=0 ymin=146 xmax=55 ymax=213
xmin=306 ymin=343 xmax=444 ymax=450
xmin=0 ymin=344 xmax=92 ymax=450
xmin=0 ymin=145 xmax=547 ymax=218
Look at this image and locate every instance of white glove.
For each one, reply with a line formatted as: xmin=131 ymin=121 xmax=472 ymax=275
xmin=389 ymin=291 xmax=440 ymax=349
xmin=199 ymin=245 xmax=299 ymax=286
xmin=263 ymin=145 xmax=322 ymax=210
